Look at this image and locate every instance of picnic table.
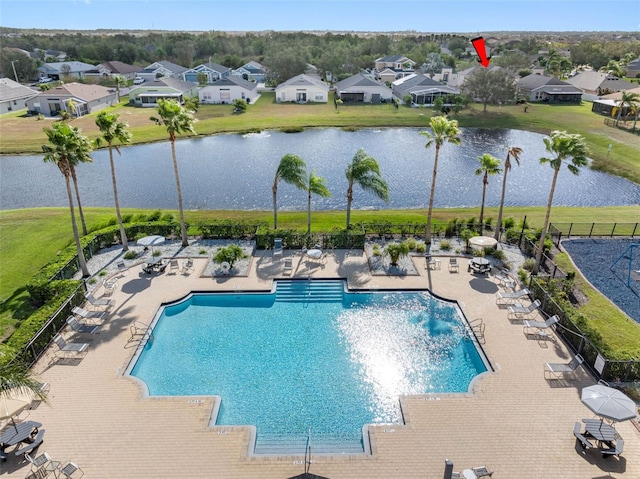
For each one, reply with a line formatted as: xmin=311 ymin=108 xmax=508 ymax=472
xmin=142 ymin=257 xmax=166 ymax=274
xmin=0 ymin=421 xmax=42 ymax=459
xmin=583 ymin=418 xmax=618 ymax=444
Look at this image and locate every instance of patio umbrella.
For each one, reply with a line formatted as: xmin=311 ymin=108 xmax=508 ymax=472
xmin=0 ymin=393 xmax=31 ymax=432
xmin=136 ymin=235 xmax=166 ymax=255
xmin=469 ymin=236 xmax=498 ymax=249
xmin=581 ymin=384 xmax=638 ymax=422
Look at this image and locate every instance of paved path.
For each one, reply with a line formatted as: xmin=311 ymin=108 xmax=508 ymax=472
xmin=2 ymin=250 xmax=637 ymax=478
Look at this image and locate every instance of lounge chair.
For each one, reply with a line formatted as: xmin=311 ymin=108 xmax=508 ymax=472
xmin=472 ymin=466 xmax=494 ymax=478
xmin=181 ymin=258 xmax=193 ymax=274
xmin=66 ymin=316 xmax=101 ymax=335
xmin=449 ymin=258 xmax=459 ymax=272
xmin=72 ymin=306 xmax=106 ymax=321
xmin=507 ymin=299 xmax=541 ymax=320
xmin=117 ymin=261 xmax=128 ymax=275
xmin=544 ymin=354 xmax=584 ymax=379
xmin=273 ymin=238 xmax=283 ymax=260
xmin=601 ymin=439 xmax=624 ymax=458
xmin=168 ymin=259 xmax=180 ymax=274
xmin=53 ymin=334 xmax=89 ymax=357
xmin=523 ymin=314 xmax=559 ymax=340
xmin=573 ymin=422 xmax=594 ymax=449
xmin=59 ymin=461 xmax=84 ymax=478
xmin=283 ymin=257 xmax=292 ymax=276
xmin=102 ymin=277 xmax=118 ymax=296
xmin=495 ymin=288 xmax=530 ymax=305
xmin=84 ymin=292 xmax=114 ymax=309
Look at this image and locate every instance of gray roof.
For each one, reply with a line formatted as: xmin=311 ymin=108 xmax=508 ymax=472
xmin=186 ymin=62 xmax=231 ymax=74
xmin=0 ymin=78 xmax=38 ymax=102
xmin=276 ymin=74 xmax=329 ymax=90
xmin=376 ymin=55 xmax=413 ymax=64
xmin=393 ymin=74 xmax=458 ymax=97
xmin=208 ymin=76 xmax=257 ymax=90
xmin=533 ymin=84 xmax=583 ymax=95
xmin=39 ymin=61 xmax=95 ymax=73
xmin=565 ymin=71 xmax=635 ymax=92
xmin=98 ymin=61 xmax=141 ymax=75
xmin=335 ymin=73 xmax=388 ymax=91
xmin=131 ymin=77 xmax=197 ymax=93
xmin=147 ymin=61 xmax=188 ymax=74
xmin=518 ymin=73 xmax=579 ymax=92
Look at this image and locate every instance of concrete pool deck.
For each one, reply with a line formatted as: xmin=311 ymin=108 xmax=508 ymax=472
xmin=4 ymin=250 xmax=639 ymax=478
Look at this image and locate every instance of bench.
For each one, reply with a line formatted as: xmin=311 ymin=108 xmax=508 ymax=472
xmin=14 ymin=429 xmax=45 ymax=457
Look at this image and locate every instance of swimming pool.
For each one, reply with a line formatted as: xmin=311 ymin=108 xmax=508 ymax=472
xmin=127 ymin=280 xmax=489 ymax=454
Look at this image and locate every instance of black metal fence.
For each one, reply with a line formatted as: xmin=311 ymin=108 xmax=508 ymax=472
xmin=549 ymin=222 xmax=639 ymax=247
xmin=604 ymin=117 xmax=639 ymax=135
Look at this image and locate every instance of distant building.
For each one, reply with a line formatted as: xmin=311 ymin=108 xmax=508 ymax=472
xmin=25 ymin=83 xmax=117 ymax=117
xmin=0 ymin=78 xmax=38 ymax=115
xmin=517 ymin=73 xmax=583 ymax=103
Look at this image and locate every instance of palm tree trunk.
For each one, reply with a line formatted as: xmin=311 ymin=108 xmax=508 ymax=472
xmin=495 ymin=167 xmax=509 ymax=241
xmin=272 ymin=184 xmax=278 ymax=230
xmin=345 ymin=183 xmax=353 ymax=229
xmin=64 ymin=172 xmax=89 ymax=277
xmin=425 ymin=146 xmax=440 ymax=243
xmin=534 ymin=168 xmax=559 ymax=274
xmin=108 ymin=143 xmax=128 ymax=251
xmin=170 ymin=139 xmax=189 ymax=247
xmin=307 ymin=190 xmax=312 ymax=234
xmin=70 ymin=167 xmax=88 ymax=236
xmin=479 ymin=175 xmax=487 ymax=235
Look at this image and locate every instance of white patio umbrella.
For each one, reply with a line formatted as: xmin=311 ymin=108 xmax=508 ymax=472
xmin=136 ymin=235 xmax=166 ymax=255
xmin=468 ymin=236 xmax=498 ymax=249
xmin=581 ymin=384 xmax=638 ymax=422
xmin=0 ymin=393 xmax=31 ymax=432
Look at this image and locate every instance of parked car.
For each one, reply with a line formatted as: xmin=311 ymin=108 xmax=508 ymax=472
xmin=133 ymin=77 xmax=145 ymax=85
xmin=39 ymin=76 xmax=52 ymax=84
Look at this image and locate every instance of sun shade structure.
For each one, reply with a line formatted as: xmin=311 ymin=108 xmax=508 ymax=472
xmin=581 ymin=384 xmax=637 ymax=422
xmin=469 ymin=236 xmax=498 ymax=248
xmin=136 ymin=235 xmax=166 ymax=247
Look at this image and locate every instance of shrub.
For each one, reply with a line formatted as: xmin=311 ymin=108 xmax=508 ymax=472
xmin=161 ymin=213 xmax=175 ymax=222
xmin=384 ymin=242 xmax=410 ymax=266
xmin=522 ymin=258 xmax=535 ymax=272
xmin=122 ymin=214 xmax=133 ymax=223
xmin=487 ymin=248 xmax=506 ymax=261
xmin=199 ymin=249 xmax=207 ymax=255
xmin=503 ymin=217 xmax=515 ymax=229
xmin=439 ymin=240 xmax=451 ymax=251
xmin=147 ymin=210 xmax=162 ymax=222
xmin=459 ymin=229 xmax=474 ymax=249
xmin=517 ymin=268 xmax=529 ymax=282
xmin=152 ymin=250 xmax=161 ymax=257
xmin=415 ymin=241 xmax=427 ymax=253
xmin=404 ymin=237 xmax=418 ymax=251
xmin=213 ymin=244 xmax=247 ymax=268
xmin=123 ymin=250 xmax=137 ymax=260
xmin=233 ymin=98 xmax=248 ymax=113
xmin=372 ymin=243 xmax=381 ymax=256
xmin=98 ymin=270 xmax=107 ymax=276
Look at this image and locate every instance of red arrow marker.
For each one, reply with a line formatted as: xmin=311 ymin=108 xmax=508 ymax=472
xmin=471 ymin=37 xmax=491 ymax=68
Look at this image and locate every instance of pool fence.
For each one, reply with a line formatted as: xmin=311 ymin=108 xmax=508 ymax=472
xmin=548 ymin=222 xmax=639 ymax=247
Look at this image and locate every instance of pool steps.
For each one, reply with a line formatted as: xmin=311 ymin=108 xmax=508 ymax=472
xmin=275 ymin=280 xmax=344 ymax=303
xmin=255 ymin=433 xmax=364 ymax=455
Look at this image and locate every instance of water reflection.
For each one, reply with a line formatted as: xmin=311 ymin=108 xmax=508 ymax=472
xmin=1 ymin=128 xmax=638 ymax=210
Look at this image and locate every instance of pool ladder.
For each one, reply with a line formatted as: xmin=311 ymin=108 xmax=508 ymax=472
xmin=469 ymin=318 xmax=486 ymax=344
xmin=304 ymin=428 xmax=312 ymax=473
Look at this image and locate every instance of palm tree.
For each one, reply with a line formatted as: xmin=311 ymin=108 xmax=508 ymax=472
xmin=475 ymin=154 xmax=502 ymax=235
xmin=420 ymin=115 xmax=461 ymax=242
xmin=494 ymin=146 xmax=523 ymax=241
xmin=305 ymin=169 xmax=331 ymax=233
xmin=112 ymin=74 xmax=127 ymax=101
xmin=615 ymin=91 xmax=640 ymax=126
xmin=0 ymin=362 xmax=47 ymax=405
xmin=42 ymin=122 xmax=93 ymax=277
xmin=345 ymin=148 xmax=389 ymax=229
xmin=150 ymin=99 xmax=197 ymax=247
xmin=95 ymin=111 xmax=132 ymax=251
xmin=534 ymin=131 xmax=589 ymax=273
xmin=272 ymin=154 xmax=307 ymax=229
xmin=67 ymin=150 xmax=92 ymax=236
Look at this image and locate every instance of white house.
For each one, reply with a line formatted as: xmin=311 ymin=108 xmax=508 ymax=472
xmin=0 ymin=78 xmax=38 ymax=115
xmin=275 ymin=74 xmax=329 ymax=103
xmin=334 ymin=72 xmax=392 ymax=103
xmin=199 ymin=76 xmax=259 ymax=104
xmin=25 ymin=83 xmax=117 ymax=117
xmin=183 ymin=62 xmax=231 ymax=84
xmin=128 ymin=78 xmax=198 ymax=107
xmin=136 ymin=61 xmax=188 ymax=83
xmin=38 ymin=61 xmax=96 ymax=81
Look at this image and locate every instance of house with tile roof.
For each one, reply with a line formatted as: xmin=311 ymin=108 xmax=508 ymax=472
xmin=374 ymin=55 xmax=416 ymax=83
xmin=183 ymin=62 xmax=232 ymax=85
xmin=25 ymin=82 xmax=117 ymax=117
xmin=275 ymin=74 xmax=329 ymax=103
xmin=517 ymin=73 xmax=583 ymax=103
xmin=128 ymin=78 xmax=198 ymax=107
xmin=137 ymin=61 xmax=189 ymax=83
xmin=199 ymin=76 xmax=259 ymax=104
xmin=565 ymin=71 xmax=635 ymax=101
xmin=392 ymin=73 xmax=459 ymax=105
xmin=0 ymin=78 xmax=38 ymax=115
xmin=334 ymin=72 xmax=392 ymax=103
xmin=37 ymin=61 xmax=96 ymax=81
xmin=84 ymin=61 xmax=142 ymax=80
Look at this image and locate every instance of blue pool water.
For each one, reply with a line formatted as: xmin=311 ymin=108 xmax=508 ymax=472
xmin=128 ymin=281 xmax=488 ymax=454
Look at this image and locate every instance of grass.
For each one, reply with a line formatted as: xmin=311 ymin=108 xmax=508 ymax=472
xmin=1 ymin=93 xmax=639 ymax=183
xmin=552 ymin=252 xmax=640 ymax=359
xmin=1 ymin=206 xmax=640 ymax=352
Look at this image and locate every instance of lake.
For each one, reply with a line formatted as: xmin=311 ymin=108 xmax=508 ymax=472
xmin=1 ymin=128 xmax=638 ymax=211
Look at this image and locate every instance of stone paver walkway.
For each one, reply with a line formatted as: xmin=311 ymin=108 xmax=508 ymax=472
xmin=2 ymin=248 xmax=637 ymax=478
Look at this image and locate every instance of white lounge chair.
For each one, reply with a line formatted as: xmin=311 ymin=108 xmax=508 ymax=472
xmin=72 ymin=306 xmax=106 ymax=321
xmin=181 ymin=258 xmax=193 ymax=274
xmin=168 ymin=259 xmax=180 ymax=274
xmin=544 ymin=354 xmax=584 ymax=379
xmin=66 ymin=316 xmax=101 ymax=335
xmin=495 ymin=288 xmax=530 ymax=304
xmin=53 ymin=334 xmax=89 ymax=357
xmin=523 ymin=314 xmax=559 ymax=339
xmin=84 ymin=292 xmax=114 ymax=309
xmin=273 ymin=238 xmax=283 ymax=260
xmin=507 ymin=299 xmax=541 ymax=320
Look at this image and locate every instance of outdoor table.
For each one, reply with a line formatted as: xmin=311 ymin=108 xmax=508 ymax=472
xmin=0 ymin=420 xmax=42 ymax=454
xmin=583 ymin=418 xmax=618 ymax=444
xmin=306 ymin=249 xmax=322 ymax=259
xmin=143 ymin=258 xmax=166 ymax=273
xmin=462 ymin=469 xmax=477 ymax=479
xmin=469 ymin=257 xmax=491 ymax=274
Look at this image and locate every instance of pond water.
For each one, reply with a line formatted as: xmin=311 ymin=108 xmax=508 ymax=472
xmin=1 ymin=128 xmax=638 ymax=211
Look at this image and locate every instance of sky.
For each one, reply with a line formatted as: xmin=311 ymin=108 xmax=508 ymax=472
xmin=1 ymin=0 xmax=639 ymax=33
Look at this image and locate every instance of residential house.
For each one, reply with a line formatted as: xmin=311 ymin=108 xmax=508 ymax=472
xmin=84 ymin=61 xmax=142 ymax=80
xmin=275 ymin=74 xmax=329 ymax=103
xmin=25 ymin=82 xmax=117 ymax=117
xmin=136 ymin=61 xmax=188 ymax=83
xmin=31 ymin=49 xmax=67 ymax=61
xmin=199 ymin=76 xmax=259 ymax=104
xmin=0 ymin=78 xmax=38 ymax=114
xmin=592 ymin=86 xmax=640 ymax=118
xmin=183 ymin=62 xmax=231 ymax=85
xmin=231 ymin=61 xmax=267 ymax=83
xmin=128 ymin=78 xmax=198 ymax=107
xmin=445 ymin=65 xmax=503 ymax=89
xmin=374 ymin=55 xmax=416 ymax=80
xmin=334 ymin=72 xmax=392 ymax=103
xmin=517 ymin=73 xmax=583 ymax=103
xmin=626 ymin=58 xmax=640 ymax=78
xmin=565 ymin=71 xmax=636 ymax=101
xmin=38 ymin=61 xmax=96 ymax=81
xmin=392 ymin=73 xmax=459 ymax=105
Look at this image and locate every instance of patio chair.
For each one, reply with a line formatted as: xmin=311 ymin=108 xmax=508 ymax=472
xmin=116 ymin=261 xmax=128 ymax=275
xmin=53 ymin=334 xmax=89 ymax=357
xmin=544 ymin=354 xmax=584 ymax=380
xmin=181 ymin=258 xmax=194 ymax=274
xmin=495 ymin=288 xmax=530 ymax=305
xmin=573 ymin=421 xmax=594 ymax=450
xmin=601 ymin=438 xmax=624 ymax=458
xmin=168 ymin=259 xmax=180 ymax=274
xmin=523 ymin=314 xmax=559 ymax=339
xmin=72 ymin=306 xmax=106 ymax=321
xmin=448 ymin=258 xmax=459 ymax=273
xmin=66 ymin=316 xmax=101 ymax=335
xmin=59 ymin=461 xmax=84 ymax=478
xmin=273 ymin=238 xmax=283 ymax=260
xmin=25 ymin=452 xmax=60 ymax=477
xmin=472 ymin=466 xmax=494 ymax=478
xmin=283 ymin=257 xmax=292 ymax=276
xmin=84 ymin=292 xmax=114 ymax=309
xmin=507 ymin=299 xmax=541 ymax=320
xmin=102 ymin=277 xmax=118 ymax=296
